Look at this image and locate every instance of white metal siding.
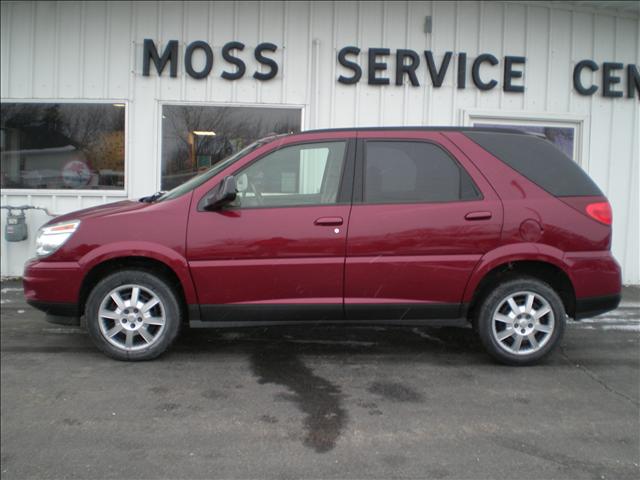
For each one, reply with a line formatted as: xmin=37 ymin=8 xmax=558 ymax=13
xmin=1 ymin=1 xmax=638 ymax=283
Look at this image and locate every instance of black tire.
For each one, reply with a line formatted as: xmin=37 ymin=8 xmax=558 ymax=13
xmin=85 ymin=269 xmax=181 ymax=361
xmin=476 ymin=276 xmax=566 ymax=366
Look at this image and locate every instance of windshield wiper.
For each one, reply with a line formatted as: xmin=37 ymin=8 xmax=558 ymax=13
xmin=139 ymin=191 xmax=166 ymax=203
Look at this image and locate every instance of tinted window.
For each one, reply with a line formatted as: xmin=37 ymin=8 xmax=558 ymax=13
xmin=234 ymin=141 xmax=347 ymax=208
xmin=364 ymin=141 xmax=480 ymax=203
xmin=1 ymin=102 xmax=125 ymax=190
xmin=465 ymin=131 xmax=603 ymax=197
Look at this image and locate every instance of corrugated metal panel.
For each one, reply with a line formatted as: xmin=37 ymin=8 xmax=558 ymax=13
xmin=1 ymin=0 xmax=638 ymax=283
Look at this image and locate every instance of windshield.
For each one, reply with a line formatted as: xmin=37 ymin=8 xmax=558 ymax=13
xmin=158 ymin=140 xmax=268 ymax=202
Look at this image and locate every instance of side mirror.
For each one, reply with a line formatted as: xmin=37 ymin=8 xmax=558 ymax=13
xmin=203 ymin=176 xmax=237 ymax=211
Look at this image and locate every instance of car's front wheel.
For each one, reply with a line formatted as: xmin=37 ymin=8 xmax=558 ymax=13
xmin=85 ymin=270 xmax=181 ymax=361
xmin=476 ymin=277 xmax=566 ymax=366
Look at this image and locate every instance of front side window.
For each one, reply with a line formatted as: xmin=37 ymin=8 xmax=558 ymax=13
xmin=234 ymin=141 xmax=347 ymax=208
xmin=364 ymin=141 xmax=480 ymax=203
xmin=0 ymin=102 xmax=125 ymax=190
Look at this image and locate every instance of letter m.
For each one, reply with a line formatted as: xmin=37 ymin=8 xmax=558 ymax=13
xmin=143 ymin=39 xmax=178 ymax=77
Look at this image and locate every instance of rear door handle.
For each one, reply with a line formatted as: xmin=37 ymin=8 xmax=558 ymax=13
xmin=314 ymin=216 xmax=344 ymax=226
xmin=465 ymin=211 xmax=492 ymax=221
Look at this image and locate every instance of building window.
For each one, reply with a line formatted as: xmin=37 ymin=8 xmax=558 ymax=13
xmin=0 ymin=102 xmax=126 ymax=190
xmin=161 ymin=104 xmax=302 ymax=191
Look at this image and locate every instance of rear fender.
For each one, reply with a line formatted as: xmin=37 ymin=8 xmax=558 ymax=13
xmin=462 ymin=243 xmax=569 ymax=303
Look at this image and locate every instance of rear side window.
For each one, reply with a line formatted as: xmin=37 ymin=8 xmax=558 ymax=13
xmin=465 ymin=131 xmax=603 ymax=197
xmin=364 ymin=141 xmax=480 ymax=203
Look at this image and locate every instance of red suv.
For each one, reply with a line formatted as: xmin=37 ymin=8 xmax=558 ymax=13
xmin=23 ymin=128 xmax=621 ymax=364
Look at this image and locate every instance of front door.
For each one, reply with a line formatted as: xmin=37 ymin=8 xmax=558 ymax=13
xmin=187 ymin=139 xmax=354 ymax=323
xmin=345 ymin=134 xmax=503 ymax=320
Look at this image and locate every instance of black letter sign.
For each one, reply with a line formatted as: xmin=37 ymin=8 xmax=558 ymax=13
xmin=457 ymin=52 xmax=467 ymax=89
xmin=602 ymin=62 xmax=624 ymax=98
xmin=503 ymin=56 xmax=525 ymax=92
xmin=395 ymin=49 xmax=420 ymax=86
xmin=368 ymin=48 xmax=391 ymax=85
xmin=472 ymin=54 xmax=498 ymax=90
xmin=338 ymin=46 xmax=362 ymax=84
xmin=254 ymin=42 xmax=278 ymax=80
xmin=143 ymin=39 xmax=178 ymax=77
xmin=222 ymin=41 xmax=246 ymax=80
xmin=573 ymin=60 xmax=599 ymax=95
xmin=185 ymin=41 xmax=214 ymax=79
xmin=628 ymin=64 xmax=640 ymax=98
xmin=425 ymin=51 xmax=452 ymax=87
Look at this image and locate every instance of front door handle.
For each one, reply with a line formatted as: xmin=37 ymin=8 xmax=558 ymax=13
xmin=314 ymin=216 xmax=344 ymax=226
xmin=465 ymin=211 xmax=492 ymax=221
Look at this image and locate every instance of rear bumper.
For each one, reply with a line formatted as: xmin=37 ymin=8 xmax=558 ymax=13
xmin=23 ymin=258 xmax=83 ymax=317
xmin=564 ymin=251 xmax=622 ymax=298
xmin=574 ymin=294 xmax=621 ymax=320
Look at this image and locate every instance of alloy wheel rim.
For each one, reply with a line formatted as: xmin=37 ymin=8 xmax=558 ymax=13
xmin=491 ymin=291 xmax=555 ymax=356
xmin=98 ymin=284 xmax=166 ymax=352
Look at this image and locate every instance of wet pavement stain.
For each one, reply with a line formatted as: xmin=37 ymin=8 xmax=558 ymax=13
xmin=61 ymin=418 xmax=82 ymax=426
xmin=259 ymin=414 xmax=279 ymax=424
xmin=156 ymin=402 xmax=180 ymax=412
xmin=149 ymin=386 xmax=169 ymax=395
xmin=250 ymin=343 xmax=347 ymax=453
xmin=368 ymin=381 xmax=424 ymax=402
xmin=201 ymin=389 xmax=226 ymax=400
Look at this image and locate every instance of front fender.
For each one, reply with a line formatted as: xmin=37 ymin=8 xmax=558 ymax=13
xmin=462 ymin=243 xmax=570 ymax=303
xmin=78 ymin=241 xmax=199 ymax=304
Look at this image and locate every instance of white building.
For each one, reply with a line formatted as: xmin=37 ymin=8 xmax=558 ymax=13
xmin=1 ymin=0 xmax=638 ymax=283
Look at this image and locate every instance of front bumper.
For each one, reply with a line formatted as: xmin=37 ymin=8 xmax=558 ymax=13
xmin=23 ymin=258 xmax=83 ymax=318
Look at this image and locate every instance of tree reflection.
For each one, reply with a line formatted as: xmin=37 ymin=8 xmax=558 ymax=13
xmin=0 ymin=103 xmax=125 ymax=189
xmin=161 ymin=105 xmax=301 ymax=190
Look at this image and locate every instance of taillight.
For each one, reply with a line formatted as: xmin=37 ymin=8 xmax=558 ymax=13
xmin=586 ymin=202 xmax=612 ymax=225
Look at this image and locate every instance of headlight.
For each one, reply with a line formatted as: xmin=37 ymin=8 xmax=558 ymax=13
xmin=35 ymin=220 xmax=81 ymax=257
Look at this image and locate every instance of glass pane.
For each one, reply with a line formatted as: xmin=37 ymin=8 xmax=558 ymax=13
xmin=473 ymin=122 xmax=576 ymax=160
xmin=364 ymin=141 xmax=479 ymax=203
xmin=235 ymin=141 xmax=346 ymax=208
xmin=0 ymin=103 xmax=125 ymax=190
xmin=161 ymin=105 xmax=301 ymax=190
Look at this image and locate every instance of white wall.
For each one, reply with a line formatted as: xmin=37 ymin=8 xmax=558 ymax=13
xmin=1 ymin=1 xmax=638 ymax=283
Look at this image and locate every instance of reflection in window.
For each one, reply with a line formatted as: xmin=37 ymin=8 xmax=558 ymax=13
xmin=1 ymin=103 xmax=125 ymax=190
xmin=473 ymin=122 xmax=576 ymax=160
xmin=235 ymin=142 xmax=346 ymax=208
xmin=364 ymin=141 xmax=479 ymax=203
xmin=161 ymin=105 xmax=301 ymax=190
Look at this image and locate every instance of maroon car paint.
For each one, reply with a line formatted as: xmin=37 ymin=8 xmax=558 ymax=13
xmin=23 ymin=128 xmax=622 ymax=323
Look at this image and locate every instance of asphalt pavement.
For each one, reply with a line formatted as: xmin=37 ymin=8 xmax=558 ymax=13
xmin=1 ymin=279 xmax=639 ymax=479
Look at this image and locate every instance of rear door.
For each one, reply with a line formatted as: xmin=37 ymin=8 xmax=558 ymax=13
xmin=344 ymin=131 xmax=503 ymax=320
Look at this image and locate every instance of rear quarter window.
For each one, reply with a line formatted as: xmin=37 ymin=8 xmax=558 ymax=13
xmin=464 ymin=131 xmax=603 ymax=197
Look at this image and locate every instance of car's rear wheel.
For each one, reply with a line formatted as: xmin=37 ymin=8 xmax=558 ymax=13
xmin=85 ymin=270 xmax=181 ymax=361
xmin=476 ymin=277 xmax=566 ymax=366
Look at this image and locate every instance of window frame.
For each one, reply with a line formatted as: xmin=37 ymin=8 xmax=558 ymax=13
xmin=0 ymin=98 xmax=130 ymax=196
xmin=353 ymin=138 xmax=483 ymax=205
xmin=197 ymin=138 xmax=357 ymax=211
xmin=461 ymin=109 xmax=589 ymax=169
xmin=158 ymin=101 xmax=305 ymax=192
